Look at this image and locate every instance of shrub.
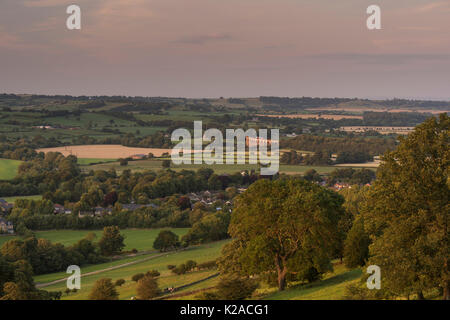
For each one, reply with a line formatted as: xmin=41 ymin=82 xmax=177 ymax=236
xmin=146 ymin=270 xmax=160 ymax=278
xmin=132 ymin=273 xmax=145 ymax=282
xmin=185 ymin=260 xmax=197 ymax=272
xmin=136 ymin=276 xmax=160 ymax=300
xmin=216 ymin=275 xmax=258 ymax=300
xmin=198 ymin=260 xmax=217 ymax=270
xmin=88 ymin=278 xmax=119 ymax=300
xmin=115 ymin=279 xmax=125 ymax=287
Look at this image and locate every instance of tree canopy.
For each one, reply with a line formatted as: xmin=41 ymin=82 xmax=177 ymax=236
xmin=362 ymin=113 xmax=449 ymax=299
xmin=221 ymin=178 xmax=345 ymax=291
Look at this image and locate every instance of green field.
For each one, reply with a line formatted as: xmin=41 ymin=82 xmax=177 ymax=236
xmin=41 ymin=240 xmax=228 ymax=300
xmin=0 ymin=158 xmax=22 ymax=180
xmin=77 ymin=158 xmax=117 ymax=165
xmin=83 ymin=159 xmax=357 ymax=176
xmin=33 ymin=239 xmax=363 ymax=301
xmin=0 ymin=228 xmax=189 ymax=252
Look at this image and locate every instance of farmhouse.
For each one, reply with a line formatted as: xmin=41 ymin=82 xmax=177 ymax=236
xmin=0 ymin=218 xmax=14 ymax=234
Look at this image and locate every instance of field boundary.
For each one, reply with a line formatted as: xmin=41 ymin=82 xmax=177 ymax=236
xmin=157 ymin=273 xmax=219 ymax=300
xmin=35 ymin=249 xmax=186 ymax=288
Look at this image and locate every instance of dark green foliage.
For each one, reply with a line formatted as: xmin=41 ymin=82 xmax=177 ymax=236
xmin=343 ymin=218 xmax=370 ymax=268
xmin=182 ymin=211 xmax=230 ymax=245
xmin=153 ymin=230 xmax=180 ymax=252
xmin=88 ymin=278 xmax=119 ymax=300
xmin=136 ymin=275 xmax=160 ymax=300
xmin=215 ymin=275 xmax=258 ymax=300
xmin=222 ymin=178 xmax=344 ymax=291
xmin=146 ymin=270 xmax=160 ymax=278
xmin=98 ymin=226 xmax=125 ymax=256
xmin=132 ymin=273 xmax=145 ymax=282
xmin=363 ymin=114 xmax=449 ymax=299
xmin=115 ymin=279 xmax=125 ymax=287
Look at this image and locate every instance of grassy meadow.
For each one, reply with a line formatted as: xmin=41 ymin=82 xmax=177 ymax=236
xmin=0 ymin=158 xmax=22 ymax=180
xmin=0 ymin=228 xmax=190 ymax=252
xmin=40 ymin=240 xmax=228 ymax=300
xmin=83 ymin=158 xmax=366 ymax=175
xmin=261 ymin=262 xmax=362 ymax=300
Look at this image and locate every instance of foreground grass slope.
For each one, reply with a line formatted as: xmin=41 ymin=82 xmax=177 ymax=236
xmin=42 ymin=240 xmax=228 ymax=300
xmin=262 ymin=262 xmax=362 ymax=300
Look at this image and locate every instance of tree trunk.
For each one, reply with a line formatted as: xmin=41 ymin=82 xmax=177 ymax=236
xmin=417 ymin=291 xmax=425 ymax=300
xmin=444 ymin=280 xmax=450 ymax=300
xmin=278 ymin=269 xmax=287 ymax=291
xmin=275 ymin=255 xmax=288 ymax=291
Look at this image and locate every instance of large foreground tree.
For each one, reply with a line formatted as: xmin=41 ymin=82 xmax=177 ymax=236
xmin=363 ymin=114 xmax=449 ymax=299
xmin=221 ymin=178 xmax=344 ymax=291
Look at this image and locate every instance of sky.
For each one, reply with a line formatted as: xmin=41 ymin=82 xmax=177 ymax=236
xmin=0 ymin=0 xmax=450 ymax=99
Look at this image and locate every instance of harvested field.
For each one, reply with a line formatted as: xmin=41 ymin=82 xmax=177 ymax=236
xmin=36 ymin=145 xmax=173 ymax=159
xmin=257 ymin=114 xmax=363 ymax=120
xmin=305 ymin=107 xmax=449 ymax=114
xmin=334 ymin=162 xmax=380 ymax=168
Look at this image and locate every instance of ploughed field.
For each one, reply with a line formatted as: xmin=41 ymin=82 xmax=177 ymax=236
xmin=36 ymin=145 xmax=173 ymax=159
xmin=257 ymin=114 xmax=363 ymax=120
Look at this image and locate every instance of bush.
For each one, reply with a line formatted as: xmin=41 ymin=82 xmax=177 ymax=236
xmin=115 ymin=279 xmax=125 ymax=287
xmin=198 ymin=260 xmax=217 ymax=270
xmin=153 ymin=230 xmax=180 ymax=252
xmin=88 ymin=278 xmax=119 ymax=300
xmin=132 ymin=273 xmax=145 ymax=282
xmin=146 ymin=270 xmax=160 ymax=278
xmin=185 ymin=260 xmax=197 ymax=272
xmin=216 ymin=275 xmax=258 ymax=300
xmin=172 ymin=264 xmax=187 ymax=275
xmin=136 ymin=276 xmax=160 ymax=300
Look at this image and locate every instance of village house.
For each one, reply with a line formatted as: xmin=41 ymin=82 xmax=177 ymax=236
xmin=122 ymin=203 xmax=158 ymax=211
xmin=0 ymin=217 xmax=14 ymax=234
xmin=53 ymin=204 xmax=72 ymax=214
xmin=0 ymin=199 xmax=14 ymax=215
xmin=333 ymin=183 xmax=351 ymax=191
xmin=94 ymin=207 xmax=113 ymax=216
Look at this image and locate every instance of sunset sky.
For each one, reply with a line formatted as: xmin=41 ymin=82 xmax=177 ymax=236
xmin=1 ymin=0 xmax=449 ymax=99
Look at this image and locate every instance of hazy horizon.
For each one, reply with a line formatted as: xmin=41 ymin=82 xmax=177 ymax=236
xmin=1 ymin=0 xmax=450 ymax=100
